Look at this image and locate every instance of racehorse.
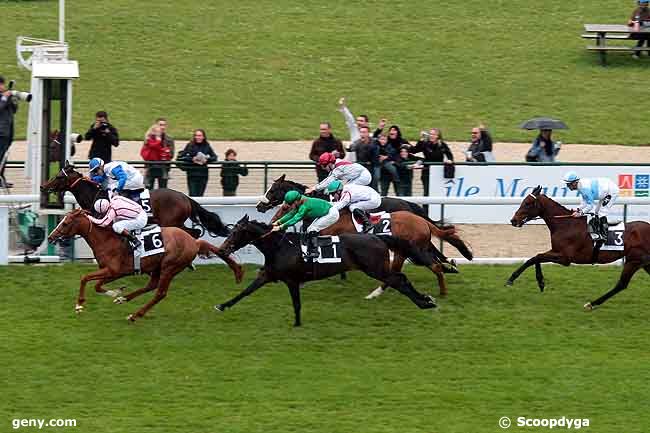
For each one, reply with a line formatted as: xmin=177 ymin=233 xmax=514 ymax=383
xmin=508 ymin=186 xmax=650 ymax=310
xmin=214 ymin=215 xmax=438 ymax=326
xmin=256 ymin=174 xmax=446 ymax=228
xmin=41 ymin=161 xmax=230 ymax=239
xmin=48 ymin=209 xmax=244 ymax=321
xmin=271 ymin=205 xmax=474 ymax=297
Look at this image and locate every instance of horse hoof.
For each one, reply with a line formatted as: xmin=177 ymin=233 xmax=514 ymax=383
xmin=584 ymin=302 xmax=595 ymax=311
xmin=214 ymin=304 xmax=225 ymax=313
xmin=442 ymin=261 xmax=459 ymax=274
xmin=127 ymin=314 xmax=136 ymax=322
xmin=365 ymin=287 xmax=385 ymax=300
xmin=105 ymin=289 xmax=123 ymax=298
xmin=505 ymin=280 xmax=513 ymax=287
xmin=74 ymin=304 xmax=84 ymax=314
xmin=422 ymin=295 xmax=437 ymax=309
xmin=113 ymin=296 xmax=127 ymax=305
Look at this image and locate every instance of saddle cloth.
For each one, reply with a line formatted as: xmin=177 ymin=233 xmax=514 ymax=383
xmin=133 ymin=225 xmax=165 ymax=272
xmin=300 ymin=235 xmax=343 ymax=264
xmin=351 ymin=211 xmax=392 ymax=235
xmin=600 ymin=222 xmax=625 ymax=251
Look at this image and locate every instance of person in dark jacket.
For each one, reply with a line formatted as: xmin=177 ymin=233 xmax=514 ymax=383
xmin=347 ymin=126 xmax=379 ymax=190
xmin=465 ymin=125 xmax=494 ymax=162
xmin=395 ymin=146 xmax=423 ymax=196
xmin=220 ymin=148 xmax=248 ymax=196
xmin=177 ymin=129 xmax=217 ymax=197
xmin=0 ymin=76 xmax=18 ymax=187
xmin=309 ymin=122 xmax=345 ymax=182
xmin=409 ymin=128 xmax=454 ymax=196
xmin=377 ymin=133 xmax=400 ymax=196
xmin=85 ymin=111 xmax=119 ymax=162
xmin=629 ymin=0 xmax=650 ymax=59
xmin=525 ymin=129 xmax=560 ymax=162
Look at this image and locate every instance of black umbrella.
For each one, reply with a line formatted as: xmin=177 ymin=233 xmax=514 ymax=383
xmin=519 ymin=117 xmax=568 ymax=130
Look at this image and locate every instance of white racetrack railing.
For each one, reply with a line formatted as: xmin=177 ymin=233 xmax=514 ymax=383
xmin=2 ymin=195 xmax=649 ymax=265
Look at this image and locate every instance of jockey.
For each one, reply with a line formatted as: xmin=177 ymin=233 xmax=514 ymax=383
xmin=306 ymin=152 xmax=372 ymax=194
xmin=87 ymin=195 xmax=148 ymax=250
xmin=88 ymin=158 xmax=145 ymax=202
xmin=272 ymin=190 xmax=339 ymax=258
xmin=325 ymin=180 xmax=381 ymax=233
xmin=563 ymin=171 xmax=619 ymax=242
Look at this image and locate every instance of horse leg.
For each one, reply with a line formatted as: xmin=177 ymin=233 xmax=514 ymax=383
xmin=114 ymin=273 xmax=160 ymax=304
xmin=127 ymin=272 xmax=175 ymax=322
xmin=94 ymin=276 xmax=123 ymax=298
xmin=585 ymin=261 xmax=641 ymax=311
xmin=214 ymin=248 xmax=244 ymax=283
xmin=505 ymin=251 xmax=561 ymax=288
xmin=76 ymin=267 xmax=115 ymax=313
xmin=366 ymin=254 xmax=404 ymax=300
xmin=534 ymin=262 xmax=545 ymax=292
xmin=287 ymin=281 xmax=302 ymax=327
xmin=432 ymin=263 xmax=448 ymax=297
xmin=215 ymin=270 xmax=270 ymax=312
xmin=383 ymin=272 xmax=436 ymax=309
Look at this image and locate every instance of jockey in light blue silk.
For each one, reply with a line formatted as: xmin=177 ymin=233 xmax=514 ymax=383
xmin=563 ymin=171 xmax=619 ymax=242
xmin=88 ymin=158 xmax=145 ymax=202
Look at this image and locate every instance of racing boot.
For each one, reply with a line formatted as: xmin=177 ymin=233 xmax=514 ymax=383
xmin=352 ymin=208 xmax=373 ymax=233
xmin=304 ymin=231 xmax=320 ymax=259
xmin=599 ymin=216 xmax=609 ymax=242
xmin=121 ymin=229 xmax=142 ymax=250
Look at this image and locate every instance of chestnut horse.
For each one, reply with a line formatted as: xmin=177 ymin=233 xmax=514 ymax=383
xmin=508 ymin=186 xmax=650 ymax=310
xmin=271 ymin=206 xmax=474 ymax=297
xmin=48 ymin=209 xmax=244 ymax=322
xmin=41 ymin=161 xmax=230 ymax=239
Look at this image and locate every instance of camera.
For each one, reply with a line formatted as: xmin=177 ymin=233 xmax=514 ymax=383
xmin=7 ymin=80 xmax=32 ymax=102
xmin=420 ymin=131 xmax=430 ymax=140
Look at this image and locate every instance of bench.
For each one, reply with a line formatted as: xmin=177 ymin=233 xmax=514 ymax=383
xmin=583 ymin=24 xmax=650 ymax=65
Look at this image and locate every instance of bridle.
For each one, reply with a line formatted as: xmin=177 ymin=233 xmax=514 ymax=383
xmin=519 ymin=192 xmax=542 ymax=225
xmin=50 ymin=211 xmax=93 ymax=243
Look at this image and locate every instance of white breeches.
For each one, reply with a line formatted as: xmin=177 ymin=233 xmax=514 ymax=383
xmin=349 ymin=195 xmax=382 ymax=212
xmin=307 ymin=207 xmax=340 ymax=233
xmin=594 ymin=193 xmax=618 ymax=217
xmin=112 ymin=211 xmax=148 ymax=234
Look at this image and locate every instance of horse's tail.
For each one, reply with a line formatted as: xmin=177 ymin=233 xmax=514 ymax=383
xmin=378 ymin=236 xmax=435 ymax=267
xmin=188 ymin=198 xmax=231 ymax=237
xmin=195 ymin=240 xmax=244 ymax=283
xmin=426 ymin=221 xmax=473 ymax=261
xmin=405 ymin=200 xmax=454 ymax=230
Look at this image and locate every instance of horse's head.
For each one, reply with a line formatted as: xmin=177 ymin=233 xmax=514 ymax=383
xmin=220 ymin=215 xmax=271 ymax=255
xmin=256 ymin=174 xmax=306 ymax=213
xmin=40 ymin=160 xmax=83 ymax=193
xmin=510 ymin=185 xmax=543 ymax=227
xmin=48 ymin=209 xmax=90 ymax=243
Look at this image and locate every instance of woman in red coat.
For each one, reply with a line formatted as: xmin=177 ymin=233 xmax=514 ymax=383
xmin=141 ymin=124 xmax=172 ymax=189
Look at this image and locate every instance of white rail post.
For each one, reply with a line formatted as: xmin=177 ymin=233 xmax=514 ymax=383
xmin=0 ymin=207 xmax=8 ymax=265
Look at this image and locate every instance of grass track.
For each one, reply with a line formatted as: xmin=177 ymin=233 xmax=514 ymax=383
xmin=1 ymin=1 xmax=650 ymax=144
xmin=2 ymin=264 xmax=650 ymax=432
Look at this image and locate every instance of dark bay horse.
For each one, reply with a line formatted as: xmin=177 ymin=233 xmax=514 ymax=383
xmin=41 ymin=161 xmax=230 ymax=238
xmin=48 ymin=209 xmax=244 ymax=321
xmin=508 ymin=186 xmax=650 ymax=310
xmin=271 ymin=205 xmax=473 ymax=297
xmin=214 ymin=215 xmax=437 ymax=326
xmin=256 ymin=174 xmax=447 ymax=228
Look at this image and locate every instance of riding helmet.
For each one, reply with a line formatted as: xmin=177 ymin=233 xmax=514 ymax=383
xmin=88 ymin=157 xmax=105 ymax=173
xmin=563 ymin=171 xmax=580 ymax=183
xmin=318 ymin=152 xmax=336 ymax=166
xmin=325 ymin=180 xmax=343 ymax=194
xmin=284 ymin=190 xmax=301 ymax=204
xmin=93 ymin=199 xmax=110 ymax=215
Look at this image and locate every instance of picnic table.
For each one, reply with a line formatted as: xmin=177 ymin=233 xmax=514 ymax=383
xmin=583 ymin=24 xmax=650 ymax=65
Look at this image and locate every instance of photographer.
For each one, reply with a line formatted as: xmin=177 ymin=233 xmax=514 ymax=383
xmin=85 ymin=111 xmax=119 ymax=162
xmin=0 ymin=76 xmax=18 ymax=187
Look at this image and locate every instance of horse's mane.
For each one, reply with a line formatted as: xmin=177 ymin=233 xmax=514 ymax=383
xmin=279 ymin=179 xmax=307 ymax=192
xmin=539 ymin=194 xmax=572 ymax=216
xmin=248 ymin=219 xmax=272 ymax=232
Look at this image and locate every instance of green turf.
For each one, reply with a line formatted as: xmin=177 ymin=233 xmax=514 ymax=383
xmin=1 ymin=263 xmax=649 ymax=432
xmin=1 ymin=1 xmax=649 ymax=145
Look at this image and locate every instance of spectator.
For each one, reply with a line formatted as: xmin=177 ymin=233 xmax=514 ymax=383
xmin=395 ymin=146 xmax=423 ymax=196
xmin=157 ymin=117 xmax=175 ymax=184
xmin=177 ymin=129 xmax=217 ymax=197
xmin=465 ymin=125 xmax=494 ymax=162
xmin=0 ymin=76 xmax=18 ymax=187
xmin=309 ymin=122 xmax=345 ymax=182
xmin=525 ymin=129 xmax=561 ymax=162
xmin=348 ymin=126 xmax=379 ymax=190
xmin=628 ymin=0 xmax=650 ymax=59
xmin=140 ymin=123 xmax=173 ymax=189
xmin=409 ymin=128 xmax=454 ymax=196
xmin=220 ymin=148 xmax=248 ymax=196
xmin=386 ymin=124 xmax=410 ymax=149
xmin=377 ymin=133 xmax=400 ymax=196
xmin=85 ymin=111 xmax=119 ymax=163
xmin=338 ymin=97 xmax=385 ymax=143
